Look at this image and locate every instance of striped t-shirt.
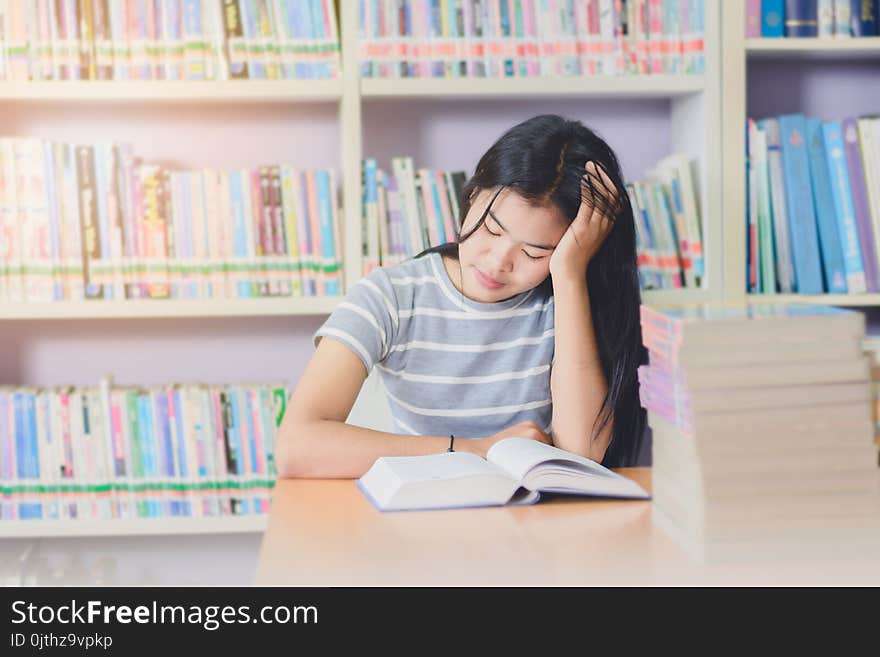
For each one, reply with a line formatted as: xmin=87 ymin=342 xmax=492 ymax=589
xmin=313 ymin=252 xmax=556 ymax=439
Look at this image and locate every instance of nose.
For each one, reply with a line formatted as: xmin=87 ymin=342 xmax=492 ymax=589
xmin=487 ymin=239 xmax=516 ymax=273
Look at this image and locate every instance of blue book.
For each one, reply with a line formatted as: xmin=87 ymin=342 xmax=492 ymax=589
xmin=172 ymin=389 xmax=191 ymax=517
xmin=762 ymin=0 xmax=786 ymax=36
xmin=17 ymin=392 xmax=42 ymax=519
xmin=153 ymin=391 xmax=175 ymax=516
xmin=228 ymin=389 xmax=249 ymax=515
xmin=806 ymin=117 xmax=848 ymax=293
xmin=238 ymin=0 xmax=263 ymax=79
xmin=229 ymin=171 xmax=252 ymax=298
xmin=243 ymin=389 xmax=259 ymax=513
xmin=785 ymin=0 xmax=819 ymax=36
xmin=760 ymin=118 xmax=796 ymax=293
xmin=302 ymin=0 xmax=320 ymax=78
xmin=429 ymin=172 xmax=446 ymax=244
xmin=315 ymin=169 xmax=339 ymax=296
xmin=778 ymin=114 xmax=824 ymax=293
xmin=137 ymin=394 xmax=157 ymax=517
xmin=851 ymin=0 xmax=879 ymax=35
xmin=821 ymin=121 xmax=867 ymax=293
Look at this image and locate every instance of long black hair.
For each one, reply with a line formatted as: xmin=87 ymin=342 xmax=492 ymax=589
xmin=416 ymin=114 xmax=647 ymax=467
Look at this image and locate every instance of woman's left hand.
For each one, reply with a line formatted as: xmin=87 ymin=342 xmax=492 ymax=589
xmin=549 ymin=161 xmax=617 ymax=279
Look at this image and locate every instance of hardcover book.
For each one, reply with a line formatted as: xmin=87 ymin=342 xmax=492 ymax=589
xmin=357 ymin=438 xmax=649 ymax=512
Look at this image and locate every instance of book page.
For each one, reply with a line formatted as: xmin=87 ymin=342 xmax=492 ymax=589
xmin=384 ymin=451 xmax=511 ymax=484
xmin=487 ymin=438 xmax=617 ymax=483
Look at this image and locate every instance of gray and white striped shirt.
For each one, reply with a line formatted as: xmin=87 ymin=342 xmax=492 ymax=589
xmin=313 ymin=252 xmax=555 ymax=438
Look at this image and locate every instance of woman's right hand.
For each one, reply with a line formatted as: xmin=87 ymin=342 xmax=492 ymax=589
xmin=467 ymin=421 xmax=553 ymax=458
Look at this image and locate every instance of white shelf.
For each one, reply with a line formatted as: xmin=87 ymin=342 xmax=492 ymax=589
xmin=641 ymin=288 xmax=713 ymax=306
xmin=0 ymin=79 xmax=344 ymax=103
xmin=748 ymin=294 xmax=880 ymax=307
xmin=361 ymin=75 xmax=706 ymax=99
xmin=0 ymin=297 xmax=339 ymax=319
xmin=746 ymin=37 xmax=880 ymax=59
xmin=1 ymin=516 xmax=268 ymax=538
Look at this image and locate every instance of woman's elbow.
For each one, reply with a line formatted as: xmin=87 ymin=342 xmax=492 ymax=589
xmin=275 ymin=423 xmax=317 ymax=479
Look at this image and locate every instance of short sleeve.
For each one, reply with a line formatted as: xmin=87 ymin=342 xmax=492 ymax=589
xmin=312 ymin=267 xmax=399 ymax=373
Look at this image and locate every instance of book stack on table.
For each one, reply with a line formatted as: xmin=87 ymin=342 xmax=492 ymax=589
xmin=638 ymin=303 xmax=880 ymax=562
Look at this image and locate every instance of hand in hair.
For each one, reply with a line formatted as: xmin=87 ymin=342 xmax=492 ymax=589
xmin=548 ymin=161 xmax=616 ymax=279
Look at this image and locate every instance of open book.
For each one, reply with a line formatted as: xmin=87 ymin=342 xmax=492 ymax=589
xmin=357 ymin=438 xmax=650 ymax=512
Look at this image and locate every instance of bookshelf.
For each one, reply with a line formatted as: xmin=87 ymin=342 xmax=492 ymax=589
xmin=1 ymin=516 xmax=267 ymax=539
xmin=1 ymin=1 xmax=722 ymax=547
xmin=723 ymin=0 xmax=880 ymax=305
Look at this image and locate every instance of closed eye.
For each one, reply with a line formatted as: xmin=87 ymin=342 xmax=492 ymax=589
xmin=484 ymin=222 xmax=548 ymax=260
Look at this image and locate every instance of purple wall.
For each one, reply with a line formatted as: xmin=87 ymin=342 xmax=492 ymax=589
xmin=747 ymin=60 xmax=880 ymax=121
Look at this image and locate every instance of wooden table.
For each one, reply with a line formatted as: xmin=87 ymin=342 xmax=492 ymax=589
xmin=256 ymin=468 xmax=880 ymax=586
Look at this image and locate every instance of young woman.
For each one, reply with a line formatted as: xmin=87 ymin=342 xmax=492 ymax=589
xmin=276 ymin=114 xmax=646 ymax=478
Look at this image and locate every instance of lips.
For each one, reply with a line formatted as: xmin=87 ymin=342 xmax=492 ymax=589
xmin=474 ymin=268 xmax=504 ymax=289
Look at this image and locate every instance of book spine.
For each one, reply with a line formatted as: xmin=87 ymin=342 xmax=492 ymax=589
xmin=822 ymin=120 xmax=866 ymax=293
xmin=852 ymin=0 xmax=878 ymax=34
xmin=785 ymin=0 xmax=820 ymax=37
xmin=843 ymin=116 xmax=880 ymax=292
xmin=778 ymin=114 xmax=824 ymax=293
xmin=222 ymin=0 xmax=249 ymax=77
xmin=762 ymin=0 xmax=785 ymax=37
xmin=279 ymin=164 xmax=303 ymax=297
xmin=761 ymin=118 xmax=796 ymax=293
xmin=805 ymin=117 xmax=848 ymax=293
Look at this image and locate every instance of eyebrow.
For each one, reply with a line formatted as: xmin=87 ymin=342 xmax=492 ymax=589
xmin=488 ymin=210 xmax=557 ymax=250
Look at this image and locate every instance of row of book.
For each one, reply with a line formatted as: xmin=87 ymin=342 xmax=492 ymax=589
xmin=0 ymin=137 xmax=343 ymax=304
xmin=361 ymin=157 xmax=467 ymax=273
xmin=359 ymin=0 xmax=706 ymax=79
xmin=0 ymin=379 xmax=288 ymax=522
xmin=0 ymin=0 xmax=341 ymax=82
xmin=640 ymin=302 xmax=880 ymax=561
xmin=627 ymin=152 xmax=703 ymax=290
xmin=749 ymin=0 xmax=879 ymax=38
xmin=745 ymin=113 xmax=880 ymax=295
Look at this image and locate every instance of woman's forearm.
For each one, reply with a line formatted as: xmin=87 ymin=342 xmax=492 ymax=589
xmin=549 ymin=277 xmax=612 ymax=461
xmin=276 ymin=421 xmax=482 ymax=479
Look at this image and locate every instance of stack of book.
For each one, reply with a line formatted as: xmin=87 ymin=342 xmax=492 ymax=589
xmin=862 ymin=333 xmax=880 ymax=463
xmin=639 ymin=303 xmax=880 ymax=561
xmin=746 ymin=113 xmax=880 ymax=295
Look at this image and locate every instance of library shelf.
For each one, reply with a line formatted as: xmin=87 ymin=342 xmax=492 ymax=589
xmin=641 ymin=288 xmax=713 ymax=306
xmin=361 ymin=75 xmax=707 ymax=100
xmin=747 ymin=294 xmax=880 ymax=307
xmin=1 ymin=516 xmax=267 ymax=539
xmin=745 ymin=37 xmax=880 ymax=60
xmin=0 ymin=80 xmax=344 ymax=104
xmin=0 ymin=298 xmax=339 ymax=320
